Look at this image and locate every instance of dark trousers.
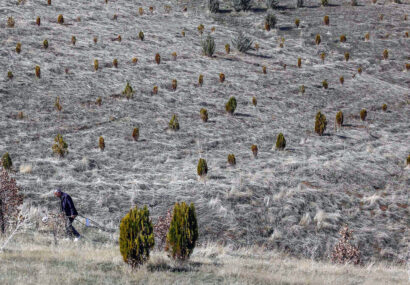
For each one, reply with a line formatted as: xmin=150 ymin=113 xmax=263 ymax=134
xmin=65 ymin=217 xmax=80 ymax=238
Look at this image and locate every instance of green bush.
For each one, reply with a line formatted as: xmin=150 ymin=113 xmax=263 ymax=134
xmin=57 ymin=14 xmax=64 ymax=24
xmin=360 ymin=109 xmax=367 ymax=121
xmin=132 ymin=127 xmax=139 ymax=141
xmin=166 ymin=202 xmax=198 ymax=260
xmin=119 ymin=205 xmax=155 ymax=267
xmin=201 ymin=34 xmax=215 ymax=57
xmin=252 ymin=96 xmax=257 ymax=106
xmin=321 ymin=0 xmax=328 ymax=6
xmin=200 ymin=108 xmax=208 ymax=122
xmin=382 ymin=104 xmax=387 ymax=111
xmin=225 ymin=97 xmax=237 ymax=114
xmin=407 ymin=154 xmax=410 ymax=166
xmin=43 ymin=39 xmax=48 ymax=49
xmin=99 ymin=136 xmax=105 ymax=151
xmin=2 ymin=153 xmax=12 ymax=170
xmin=336 ymin=111 xmax=343 ymax=127
xmin=276 ymin=133 xmax=286 ymax=150
xmin=232 ymin=32 xmax=253 ymax=53
xmin=7 ymin=71 xmax=13 ymax=80
xmin=16 ymin=42 xmax=21 ymax=54
xmin=251 ymin=145 xmax=258 ymax=157
xmin=139 ymin=31 xmax=144 ymax=41
xmin=315 ymin=111 xmax=327 ymax=136
xmin=52 ymin=134 xmax=68 ymax=157
xmin=123 ymin=82 xmax=134 ymax=99
xmin=197 ymin=158 xmax=208 ymax=176
xmin=322 ymin=80 xmax=328 ymax=89
xmin=227 ymin=154 xmax=236 ymax=165
xmin=169 ymin=114 xmax=180 ymax=131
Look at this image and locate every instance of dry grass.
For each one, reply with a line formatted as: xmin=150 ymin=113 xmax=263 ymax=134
xmin=0 ymin=233 xmax=407 ymax=285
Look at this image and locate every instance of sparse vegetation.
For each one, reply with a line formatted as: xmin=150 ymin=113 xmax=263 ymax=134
xmin=1 ymin=153 xmax=12 ymax=170
xmin=219 ymin=73 xmax=225 ymax=83
xmin=331 ymin=225 xmax=361 ymax=265
xmin=139 ymin=31 xmax=144 ymax=41
xmin=54 ymin=97 xmax=62 ymax=112
xmin=94 ymin=59 xmax=99 ymax=71
xmin=197 ymin=158 xmax=208 ymax=176
xmin=336 ymin=111 xmax=343 ymax=127
xmin=232 ymin=32 xmax=253 ymax=53
xmin=251 ymin=144 xmax=258 ymax=157
xmin=340 ymin=76 xmax=344 ymax=85
xmin=36 ymin=16 xmax=40 ymax=26
xmin=297 ymin=57 xmax=302 ymax=68
xmin=315 ymin=111 xmax=327 ymax=136
xmin=132 ymin=127 xmax=139 ymax=141
xmin=382 ymin=104 xmax=387 ymax=111
xmin=7 ymin=17 xmax=15 ymax=28
xmin=201 ymin=34 xmax=215 ymax=57
xmin=225 ymin=44 xmax=230 ymax=54
xmin=360 ymin=109 xmax=367 ymax=121
xmin=300 ymin=85 xmax=305 ymax=94
xmin=122 ymin=82 xmax=134 ymax=99
xmin=345 ymin=52 xmax=350 ymax=62
xmin=99 ymin=136 xmax=105 ymax=151
xmin=198 ymin=74 xmax=204 ymax=86
xmin=155 ymin=53 xmax=160 ymax=64
xmin=320 ymin=52 xmax=325 ymax=63
xmin=321 ymin=0 xmax=328 ymax=6
xmin=252 ymin=96 xmax=257 ymax=106
xmin=16 ymin=42 xmax=21 ymax=54
xmin=265 ymin=13 xmax=277 ymax=31
xmin=225 ymin=97 xmax=237 ymax=114
xmin=233 ymin=0 xmax=252 ymax=11
xmin=383 ymin=49 xmax=388 ymax=60
xmin=358 ymin=67 xmax=362 ymax=75
xmin=165 ymin=202 xmax=198 ymax=260
xmin=119 ymin=205 xmax=155 ymax=267
xmin=7 ymin=71 xmax=13 ymax=80
xmin=315 ymin=34 xmax=321 ymax=45
xmin=52 ymin=134 xmax=68 ymax=157
xmin=322 ymin=80 xmax=328 ymax=89
xmin=266 ymin=0 xmax=279 ymax=9
xmin=71 ymin=36 xmax=76 ymax=45
xmin=340 ymin=35 xmax=346 ymax=43
xmin=169 ymin=114 xmax=180 ymax=131
xmin=96 ymin=96 xmax=102 ymax=106
xmin=275 ymin=133 xmax=286 ymax=150
xmin=227 ymin=154 xmax=236 ymax=165
xmin=209 ymin=0 xmax=219 ymax=13
xmin=35 ymin=65 xmax=40 ymax=78
xmin=324 ymin=15 xmax=329 ymax=26
xmin=172 ymin=79 xmax=177 ymax=91
xmin=197 ymin=24 xmax=204 ymax=34
xmin=200 ymin=108 xmax=208 ymax=122
xmin=113 ymin=58 xmax=118 ymax=68
xmin=57 ymin=14 xmax=64 ymax=24
xmin=295 ymin=18 xmax=300 ymax=28
xmin=43 ymin=39 xmax=48 ymax=49
xmin=152 ymin=86 xmax=158 ymax=95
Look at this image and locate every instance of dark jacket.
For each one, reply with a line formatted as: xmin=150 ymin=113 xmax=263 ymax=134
xmin=60 ymin=192 xmax=78 ymax=217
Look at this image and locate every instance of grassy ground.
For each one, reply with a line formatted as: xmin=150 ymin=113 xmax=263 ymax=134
xmin=0 ymin=233 xmax=408 ymax=285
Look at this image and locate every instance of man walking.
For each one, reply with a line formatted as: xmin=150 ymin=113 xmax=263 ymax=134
xmin=54 ymin=189 xmax=81 ymax=240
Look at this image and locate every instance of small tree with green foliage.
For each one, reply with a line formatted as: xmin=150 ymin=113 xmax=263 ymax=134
xmin=225 ymin=97 xmax=237 ymax=114
xmin=276 ymin=133 xmax=286 ymax=150
xmin=119 ymin=205 xmax=155 ymax=268
xmin=197 ymin=158 xmax=208 ymax=176
xmin=1 ymin=153 xmax=12 ymax=170
xmin=165 ymin=202 xmax=198 ymax=260
xmin=123 ymin=82 xmax=134 ymax=100
xmin=169 ymin=114 xmax=180 ymax=131
xmin=315 ymin=112 xmax=327 ymax=136
xmin=52 ymin=134 xmax=68 ymax=157
xmin=201 ymin=34 xmax=215 ymax=57
xmin=232 ymin=32 xmax=253 ymax=53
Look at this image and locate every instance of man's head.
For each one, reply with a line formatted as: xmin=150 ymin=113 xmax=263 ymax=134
xmin=54 ymin=188 xmax=62 ymax=198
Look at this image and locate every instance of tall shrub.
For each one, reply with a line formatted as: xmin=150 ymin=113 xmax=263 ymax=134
xmin=119 ymin=206 xmax=155 ymax=267
xmin=166 ymin=202 xmax=198 ymax=260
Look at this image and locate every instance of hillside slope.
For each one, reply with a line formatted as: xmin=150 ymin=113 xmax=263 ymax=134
xmin=1 ymin=0 xmax=409 ymax=262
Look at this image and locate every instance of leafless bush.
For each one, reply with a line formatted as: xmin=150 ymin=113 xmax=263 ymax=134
xmin=0 ymin=170 xmax=23 ymax=234
xmin=331 ymin=225 xmax=361 ymax=265
xmin=154 ymin=208 xmax=173 ymax=250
